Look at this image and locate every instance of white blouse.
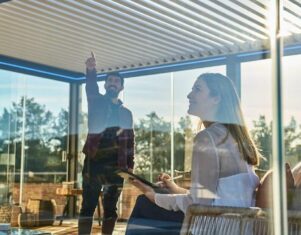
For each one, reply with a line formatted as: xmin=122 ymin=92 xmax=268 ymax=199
xmin=154 ymin=123 xmax=259 ymax=213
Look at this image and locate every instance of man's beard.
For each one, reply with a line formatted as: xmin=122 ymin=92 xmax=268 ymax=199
xmin=106 ymin=89 xmax=118 ymax=98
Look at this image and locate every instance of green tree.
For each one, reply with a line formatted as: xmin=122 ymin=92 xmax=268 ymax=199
xmin=52 ymin=108 xmax=69 ymax=137
xmin=134 ymin=113 xmax=193 ymax=179
xmin=46 ymin=108 xmax=69 ymax=172
xmin=251 ymin=115 xmax=301 ymax=170
xmin=9 ymin=97 xmax=53 ymax=142
xmin=175 ymin=115 xmax=194 ymax=171
xmin=0 ymin=108 xmax=16 ymax=153
xmin=48 ymin=108 xmax=69 ymax=152
xmin=284 ymin=117 xmax=301 ymax=157
xmin=0 ymin=97 xmax=69 ymax=180
xmin=0 ymin=108 xmax=14 ymax=141
xmin=177 ymin=116 xmax=193 ymax=134
xmin=134 ymin=112 xmax=171 ymax=180
xmin=251 ymin=115 xmax=272 ymax=170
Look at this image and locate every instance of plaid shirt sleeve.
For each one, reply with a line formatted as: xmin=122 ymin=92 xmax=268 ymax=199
xmin=117 ymin=128 xmax=135 ymax=169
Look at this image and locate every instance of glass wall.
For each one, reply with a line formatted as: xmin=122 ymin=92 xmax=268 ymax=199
xmin=0 ymin=70 xmax=69 ymax=215
xmin=173 ymin=66 xmax=226 ymax=178
xmin=283 ymin=54 xmax=301 ymax=166
xmin=283 ymin=54 xmax=301 ymax=214
xmin=124 ymin=73 xmax=172 ymax=181
xmin=2 ymin=53 xmax=301 ymax=233
xmin=3 ymin=2 xmax=301 ymax=234
xmin=0 ymin=70 xmax=18 ymax=206
xmin=241 ymin=59 xmax=273 ymax=172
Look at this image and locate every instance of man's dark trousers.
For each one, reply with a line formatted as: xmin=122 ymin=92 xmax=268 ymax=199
xmin=78 ymin=158 xmax=123 ymax=235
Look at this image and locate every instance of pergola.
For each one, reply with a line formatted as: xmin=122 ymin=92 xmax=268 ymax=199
xmin=1 ymin=0 xmax=301 ymax=80
xmin=1 ymin=0 xmax=300 ymax=233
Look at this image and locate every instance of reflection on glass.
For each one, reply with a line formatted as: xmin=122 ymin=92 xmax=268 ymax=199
xmin=125 ymin=73 xmax=261 ymax=235
xmin=0 ymin=72 xmax=17 ymax=206
xmin=283 ymin=54 xmax=301 ymax=214
xmin=241 ymin=60 xmax=273 ymax=171
xmin=174 ymin=66 xmax=226 ymax=175
xmin=125 ymin=74 xmax=172 ymax=182
xmin=0 ymin=71 xmax=69 ymax=224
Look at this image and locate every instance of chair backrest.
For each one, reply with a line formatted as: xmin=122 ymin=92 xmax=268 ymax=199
xmin=181 ymin=204 xmax=301 ymax=235
xmin=180 ymin=163 xmax=301 ymax=234
xmin=180 ymin=204 xmax=268 ymax=235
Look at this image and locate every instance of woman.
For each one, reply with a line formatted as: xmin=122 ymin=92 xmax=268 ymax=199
xmin=126 ymin=73 xmax=260 ymax=235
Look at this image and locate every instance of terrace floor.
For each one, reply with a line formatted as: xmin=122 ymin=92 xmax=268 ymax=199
xmin=24 ymin=219 xmax=127 ymax=235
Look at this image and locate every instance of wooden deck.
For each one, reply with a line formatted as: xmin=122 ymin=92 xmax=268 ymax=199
xmin=22 ymin=219 xmax=127 ymax=235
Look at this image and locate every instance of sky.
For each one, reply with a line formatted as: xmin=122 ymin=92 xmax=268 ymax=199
xmin=1 ymin=54 xmax=301 ymax=133
xmin=0 ymin=70 xmax=69 ymax=116
xmin=241 ymin=54 xmax=301 ymax=128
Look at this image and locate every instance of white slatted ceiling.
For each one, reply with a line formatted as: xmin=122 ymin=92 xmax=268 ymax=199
xmin=0 ymin=0 xmax=300 ymax=74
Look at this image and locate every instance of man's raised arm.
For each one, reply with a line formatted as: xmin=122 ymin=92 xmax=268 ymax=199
xmin=85 ymin=52 xmax=100 ymax=99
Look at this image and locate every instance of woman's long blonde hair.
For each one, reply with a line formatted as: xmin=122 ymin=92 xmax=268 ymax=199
xmin=199 ymin=73 xmax=260 ymax=166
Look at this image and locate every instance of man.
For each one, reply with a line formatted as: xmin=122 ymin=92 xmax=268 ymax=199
xmin=78 ymin=52 xmax=135 ymax=235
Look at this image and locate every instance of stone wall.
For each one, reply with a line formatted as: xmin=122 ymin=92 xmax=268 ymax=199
xmin=12 ymin=183 xmax=66 ymax=215
xmin=5 ymin=180 xmax=191 ymax=223
xmin=10 ymin=182 xmax=141 ymax=220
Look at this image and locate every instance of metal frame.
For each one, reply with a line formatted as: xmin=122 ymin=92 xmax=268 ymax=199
xmin=271 ymin=1 xmax=287 ymax=235
xmin=226 ymin=55 xmax=241 ymax=97
xmin=0 ymin=55 xmax=83 ymax=82
xmin=2 ymin=43 xmax=301 ymax=84
xmin=66 ymin=83 xmax=81 ymax=216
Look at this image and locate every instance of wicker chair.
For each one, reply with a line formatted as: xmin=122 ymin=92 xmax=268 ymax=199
xmin=180 ymin=204 xmax=301 ymax=235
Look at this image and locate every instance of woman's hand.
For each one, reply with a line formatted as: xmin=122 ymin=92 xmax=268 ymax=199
xmin=156 ymin=173 xmax=180 ymax=194
xmin=130 ymin=179 xmax=155 ymax=203
xmin=157 ymin=173 xmax=171 ymax=181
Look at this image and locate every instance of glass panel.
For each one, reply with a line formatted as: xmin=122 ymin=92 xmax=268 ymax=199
xmin=20 ymin=76 xmax=69 ymax=205
xmin=0 ymin=70 xmax=69 ymax=225
xmin=283 ymin=54 xmax=301 ymax=227
xmin=75 ymin=3 xmax=278 ymax=235
xmin=173 ymin=66 xmax=226 ymax=189
xmin=1 ymin=0 xmax=295 ymax=233
xmin=241 ymin=59 xmax=274 ymax=230
xmin=77 ymin=80 xmax=105 ymax=215
xmin=122 ymin=73 xmax=172 ymax=220
xmin=125 ymin=73 xmax=171 ymax=180
xmin=241 ymin=59 xmax=273 ymax=170
xmin=0 ymin=70 xmax=18 ymax=206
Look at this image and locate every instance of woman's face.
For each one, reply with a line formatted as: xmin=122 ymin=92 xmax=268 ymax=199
xmin=187 ymin=78 xmax=219 ymax=119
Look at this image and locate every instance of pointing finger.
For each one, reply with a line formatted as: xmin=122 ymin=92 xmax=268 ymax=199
xmin=91 ymin=51 xmax=95 ymax=59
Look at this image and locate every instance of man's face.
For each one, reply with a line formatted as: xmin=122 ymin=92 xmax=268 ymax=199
xmin=104 ymin=75 xmax=124 ymax=98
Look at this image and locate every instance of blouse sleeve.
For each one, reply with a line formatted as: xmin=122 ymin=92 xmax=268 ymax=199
xmin=153 ymin=129 xmax=220 ymax=213
xmin=154 ymin=193 xmax=193 ymax=212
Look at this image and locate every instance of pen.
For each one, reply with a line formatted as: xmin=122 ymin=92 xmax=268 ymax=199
xmin=156 ymin=175 xmax=183 ymax=184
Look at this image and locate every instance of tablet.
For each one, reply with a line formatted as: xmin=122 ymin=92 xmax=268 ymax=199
xmin=116 ymin=169 xmax=169 ymax=194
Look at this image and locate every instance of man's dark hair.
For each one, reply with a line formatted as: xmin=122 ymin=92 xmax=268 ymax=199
xmin=105 ymin=73 xmax=124 ymax=86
